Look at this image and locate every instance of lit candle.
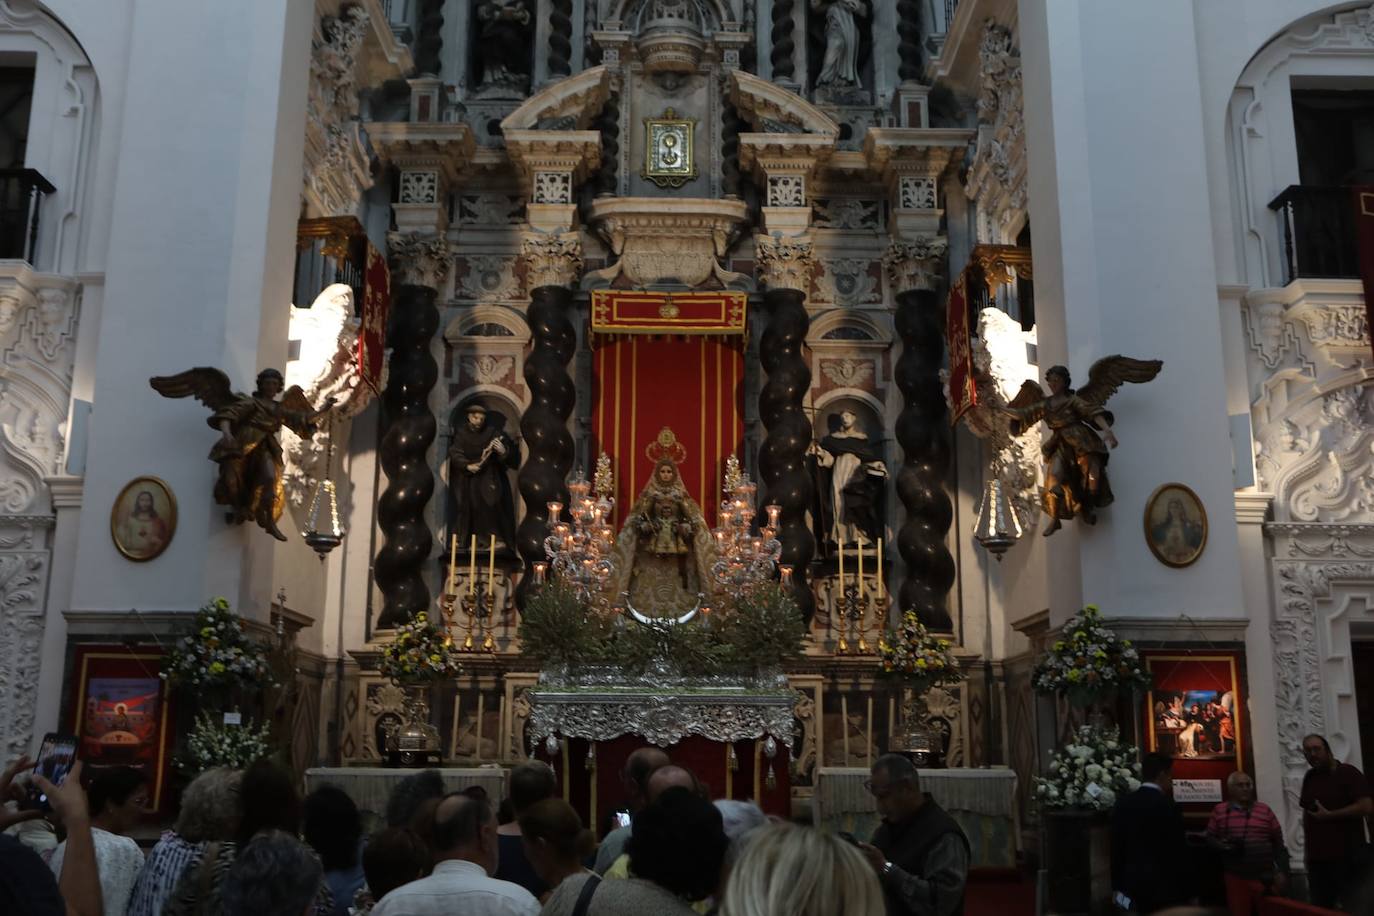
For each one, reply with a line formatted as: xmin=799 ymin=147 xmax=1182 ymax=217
xmin=533 ymin=562 xmax=547 ymax=585
xmin=766 ymin=503 xmax=781 ymax=528
xmin=779 ymin=565 xmax=793 ymax=587
xmin=876 ymin=538 xmax=884 ymax=604
xmin=448 ymin=534 xmax=458 ymax=594
xmin=468 ymin=535 xmax=477 ymax=596
xmin=547 ymin=500 xmax=563 ymax=520
xmin=488 ymin=535 xmax=496 ymax=596
xmin=857 ymin=540 xmax=865 ymax=598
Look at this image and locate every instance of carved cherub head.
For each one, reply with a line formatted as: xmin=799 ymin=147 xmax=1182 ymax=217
xmin=0 ymin=294 xmax=19 ymax=334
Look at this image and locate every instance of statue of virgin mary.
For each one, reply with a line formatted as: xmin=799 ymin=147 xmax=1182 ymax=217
xmin=608 ymin=429 xmax=717 ymax=618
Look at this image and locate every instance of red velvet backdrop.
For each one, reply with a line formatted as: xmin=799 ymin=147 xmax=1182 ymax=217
xmin=536 ymin=734 xmax=791 ymax=839
xmin=592 ymin=336 xmax=745 ymax=528
xmin=1141 ymin=650 xmax=1246 ymax=818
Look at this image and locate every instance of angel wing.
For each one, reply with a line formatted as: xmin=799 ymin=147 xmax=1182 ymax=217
xmin=278 ymin=385 xmax=313 ymax=415
xmin=149 ymin=367 xmax=237 ymax=412
xmin=1076 ymin=356 xmax=1163 ymax=409
xmin=1006 ymin=379 xmax=1048 ymax=436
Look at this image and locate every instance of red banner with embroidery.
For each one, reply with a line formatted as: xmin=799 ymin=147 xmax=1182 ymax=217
xmin=360 ymin=242 xmax=390 ymax=394
xmin=946 ymin=274 xmax=976 ymax=424
xmin=590 ymin=290 xmax=747 ymax=336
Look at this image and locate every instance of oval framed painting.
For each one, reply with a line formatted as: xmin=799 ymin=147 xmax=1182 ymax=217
xmin=1144 ymin=483 xmax=1207 ymax=568
xmin=110 ymin=476 xmax=177 ymax=562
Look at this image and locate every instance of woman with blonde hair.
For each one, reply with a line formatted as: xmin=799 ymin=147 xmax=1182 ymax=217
xmin=720 ymin=821 xmax=884 ymax=916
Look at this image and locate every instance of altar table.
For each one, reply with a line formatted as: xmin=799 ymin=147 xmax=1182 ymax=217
xmin=813 ymin=766 xmax=1020 ymax=867
xmin=305 ymin=767 xmax=506 ymax=825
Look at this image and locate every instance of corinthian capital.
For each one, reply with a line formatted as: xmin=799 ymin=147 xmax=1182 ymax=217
xmin=521 ymin=231 xmax=584 ymax=289
xmin=755 ymin=233 xmax=814 ymax=293
xmin=884 ymin=235 xmax=948 ymax=294
xmin=387 ymin=231 xmax=451 ymax=289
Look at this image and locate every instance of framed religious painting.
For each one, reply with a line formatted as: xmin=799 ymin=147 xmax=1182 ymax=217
xmin=642 ymin=108 xmax=697 ymax=189
xmin=110 ymin=476 xmax=176 ymax=561
xmin=70 ymin=647 xmax=174 ymax=814
xmin=1143 ymin=482 xmax=1206 ymax=568
xmin=1144 ymin=653 xmax=1241 ymax=761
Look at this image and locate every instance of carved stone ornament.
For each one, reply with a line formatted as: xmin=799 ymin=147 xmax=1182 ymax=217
xmin=755 ymin=233 xmax=814 ymax=292
xmin=528 ymin=678 xmax=797 ymax=750
xmin=533 ymin=170 xmax=574 ymax=204
xmin=398 ymin=170 xmax=439 ymax=204
xmin=456 ymin=255 xmax=523 ymax=302
xmin=0 ymin=532 xmax=48 ymax=758
xmin=305 ymin=6 xmax=374 ymax=216
xmin=820 ymin=357 xmax=875 ymax=389
xmin=815 ymin=259 xmax=878 ymax=306
xmin=963 ymin=20 xmax=1025 ymax=242
xmin=280 ymin=284 xmax=376 ymax=508
xmin=520 ymin=230 xmax=584 ymax=288
xmin=767 ymin=174 xmax=806 ymax=207
xmin=387 ymin=231 xmax=450 ymax=289
xmin=585 ymin=198 xmax=750 ymax=288
xmin=883 ymin=235 xmax=948 ymax=294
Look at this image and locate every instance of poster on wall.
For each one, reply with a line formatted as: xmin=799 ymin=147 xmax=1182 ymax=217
xmin=1144 ymin=653 xmax=1241 ymax=761
xmin=70 ymin=648 xmax=173 ymax=814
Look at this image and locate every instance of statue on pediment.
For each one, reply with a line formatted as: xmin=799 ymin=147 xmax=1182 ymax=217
xmin=473 ymin=0 xmax=532 ymax=96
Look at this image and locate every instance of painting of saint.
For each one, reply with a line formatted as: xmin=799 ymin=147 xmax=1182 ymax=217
xmin=110 ymin=477 xmax=176 ymax=561
xmin=1144 ymin=483 xmax=1206 ymax=568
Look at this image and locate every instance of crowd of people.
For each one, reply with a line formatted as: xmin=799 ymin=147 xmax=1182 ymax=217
xmin=0 ymin=749 xmax=968 ymax=916
xmin=1110 ymin=733 xmax=1373 ymax=913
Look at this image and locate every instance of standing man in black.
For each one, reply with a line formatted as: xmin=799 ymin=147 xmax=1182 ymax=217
xmin=858 ymin=754 xmax=970 ymax=916
xmin=1299 ymin=733 xmax=1372 ymax=910
xmin=1111 ymin=752 xmax=1191 ymax=913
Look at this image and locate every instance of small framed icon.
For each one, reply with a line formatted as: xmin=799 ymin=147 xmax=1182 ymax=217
xmin=110 ymin=476 xmax=177 ymax=562
xmin=1143 ymin=483 xmax=1206 ymax=568
xmin=643 ymin=108 xmax=698 ymax=189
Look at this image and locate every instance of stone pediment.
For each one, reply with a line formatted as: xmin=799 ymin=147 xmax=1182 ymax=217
xmin=501 ymin=66 xmax=613 ymax=132
xmin=728 ymin=70 xmax=839 ymax=138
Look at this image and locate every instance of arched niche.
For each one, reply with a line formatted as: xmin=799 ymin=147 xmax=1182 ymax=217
xmin=443 ymin=304 xmax=532 ymax=344
xmin=439 ymin=385 xmax=525 ymax=556
xmin=808 ymin=308 xmax=890 ymax=343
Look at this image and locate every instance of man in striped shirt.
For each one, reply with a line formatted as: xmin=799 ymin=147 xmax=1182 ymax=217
xmin=1205 ymin=771 xmax=1290 ymax=892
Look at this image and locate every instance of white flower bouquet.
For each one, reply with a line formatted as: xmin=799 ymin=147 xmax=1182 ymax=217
xmin=180 ymin=711 xmax=273 ymax=773
xmin=1034 ymin=725 xmax=1141 ymax=811
xmin=1033 ymin=604 xmax=1150 ymax=704
xmin=161 ymin=597 xmax=277 ymax=692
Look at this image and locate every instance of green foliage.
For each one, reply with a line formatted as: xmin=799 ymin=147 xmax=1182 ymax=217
xmin=518 ymin=580 xmax=615 ymax=670
xmin=518 ymin=581 xmax=806 ymax=677
xmin=160 ymin=597 xmax=276 ymax=693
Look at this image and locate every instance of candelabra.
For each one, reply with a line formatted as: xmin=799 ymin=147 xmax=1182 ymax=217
xmin=438 ymin=542 xmax=501 ymax=654
xmin=710 ymin=456 xmax=784 ymax=592
xmin=541 ymin=454 xmax=617 ymax=608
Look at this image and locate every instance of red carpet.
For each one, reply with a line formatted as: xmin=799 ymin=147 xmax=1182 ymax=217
xmin=966 ymin=868 xmax=1036 ymax=916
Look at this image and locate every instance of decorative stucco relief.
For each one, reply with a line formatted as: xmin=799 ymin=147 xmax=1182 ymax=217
xmin=964 ymin=21 xmax=1026 ymax=243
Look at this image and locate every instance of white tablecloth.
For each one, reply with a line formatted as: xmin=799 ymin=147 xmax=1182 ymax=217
xmin=305 ymin=767 xmax=507 ymax=822
xmin=813 ymin=767 xmax=1021 ymax=866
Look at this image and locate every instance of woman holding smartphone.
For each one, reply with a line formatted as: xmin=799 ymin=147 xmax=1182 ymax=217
xmin=48 ymin=766 xmax=148 ymax=916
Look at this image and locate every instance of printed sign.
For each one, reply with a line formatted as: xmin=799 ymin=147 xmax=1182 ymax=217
xmin=1172 ymin=778 xmax=1223 ymax=804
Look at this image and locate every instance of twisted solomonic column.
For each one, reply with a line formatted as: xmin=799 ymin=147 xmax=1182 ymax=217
xmin=515 ymin=231 xmax=582 ymax=609
xmin=375 ymin=232 xmax=449 ymax=628
xmin=884 ymin=236 xmax=955 ymax=631
xmin=756 ymin=234 xmax=816 ymax=622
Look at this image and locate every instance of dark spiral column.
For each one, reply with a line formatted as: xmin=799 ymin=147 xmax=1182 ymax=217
xmin=593 ymin=90 xmax=621 ymax=197
xmin=548 ymin=0 xmax=574 ymax=78
xmin=515 ymin=235 xmax=581 ymax=609
xmin=896 ymin=0 xmax=922 ymax=82
xmin=721 ymin=98 xmax=742 ymax=199
xmin=888 ymin=240 xmax=955 ymax=631
xmin=415 ymin=0 xmax=444 ymax=75
xmin=375 ymin=237 xmax=447 ymax=628
xmin=756 ymin=239 xmax=815 ymax=622
xmin=770 ymin=0 xmax=796 ymax=82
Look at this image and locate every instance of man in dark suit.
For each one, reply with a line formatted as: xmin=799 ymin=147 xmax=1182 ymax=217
xmin=1112 ymin=752 xmax=1191 ymax=913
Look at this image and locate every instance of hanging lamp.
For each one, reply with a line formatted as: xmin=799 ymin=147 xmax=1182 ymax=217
xmin=302 ymin=415 xmax=345 ymax=559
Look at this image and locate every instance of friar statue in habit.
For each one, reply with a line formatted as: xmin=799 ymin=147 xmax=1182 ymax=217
xmin=808 ymin=409 xmax=888 ymax=547
xmin=448 ymin=402 xmax=520 ymax=552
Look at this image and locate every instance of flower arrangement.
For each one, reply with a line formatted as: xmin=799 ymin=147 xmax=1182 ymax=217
xmin=179 ymin=711 xmax=273 ymax=773
xmin=378 ymin=611 xmax=463 ymax=684
xmin=1034 ymin=725 xmax=1141 ymax=811
xmin=1033 ymin=604 xmax=1150 ymax=703
xmin=877 ymin=611 xmax=964 ymax=692
xmin=160 ymin=597 xmax=276 ymax=692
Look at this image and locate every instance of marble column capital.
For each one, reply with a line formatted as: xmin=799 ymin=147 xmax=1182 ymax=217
xmin=387 ymin=231 xmax=450 ymax=290
xmin=520 ymin=230 xmax=584 ymax=289
xmin=883 ymin=235 xmax=948 ymax=295
xmin=755 ymin=233 xmax=814 ymax=293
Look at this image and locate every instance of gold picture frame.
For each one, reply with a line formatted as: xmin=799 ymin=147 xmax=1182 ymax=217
xmin=1143 ymin=482 xmax=1207 ymax=568
xmin=642 ymin=108 xmax=697 ymax=189
xmin=111 ymin=476 xmax=177 ymax=562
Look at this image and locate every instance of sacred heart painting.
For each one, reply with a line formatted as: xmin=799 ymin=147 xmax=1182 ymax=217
xmin=110 ymin=476 xmax=176 ymax=562
xmin=1143 ymin=482 xmax=1206 ymax=568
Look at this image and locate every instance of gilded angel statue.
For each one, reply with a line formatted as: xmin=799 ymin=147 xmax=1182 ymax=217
xmin=150 ymin=368 xmax=335 ymax=541
xmin=1003 ymin=356 xmax=1162 ymax=535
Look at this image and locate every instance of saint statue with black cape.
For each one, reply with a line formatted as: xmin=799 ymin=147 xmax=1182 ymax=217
xmin=447 ymin=402 xmax=519 ymax=552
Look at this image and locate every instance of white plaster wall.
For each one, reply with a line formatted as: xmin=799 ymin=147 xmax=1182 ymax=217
xmin=66 ymin=0 xmax=315 ymax=622
xmin=1018 ymin=0 xmax=1246 ymax=625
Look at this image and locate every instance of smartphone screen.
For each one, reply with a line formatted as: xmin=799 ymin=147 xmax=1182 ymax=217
xmin=613 ymin=810 xmax=631 ymax=829
xmin=29 ymin=732 xmax=78 ymax=808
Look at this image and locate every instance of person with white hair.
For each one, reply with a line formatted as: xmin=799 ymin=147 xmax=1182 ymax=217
xmin=128 ymin=767 xmax=243 ymax=916
xmin=1204 ymin=771 xmax=1288 ymax=892
xmin=720 ymin=821 xmax=883 ymax=916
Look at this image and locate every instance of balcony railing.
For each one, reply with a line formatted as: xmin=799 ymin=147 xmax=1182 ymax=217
xmin=295 ymin=216 xmax=368 ymax=309
xmin=1268 ymin=185 xmax=1360 ymax=284
xmin=0 ymin=168 xmax=55 ymax=263
xmin=964 ymin=244 xmax=1034 ymax=332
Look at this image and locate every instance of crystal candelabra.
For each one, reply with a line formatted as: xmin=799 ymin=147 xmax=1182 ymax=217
xmin=540 ymin=454 xmax=617 ymax=607
xmin=710 ymin=456 xmax=785 ymax=591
